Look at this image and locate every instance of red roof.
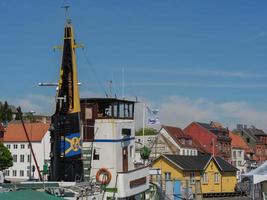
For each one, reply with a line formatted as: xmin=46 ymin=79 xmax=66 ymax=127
xmin=4 ymin=122 xmax=50 ymax=142
xmin=161 ymin=125 xmax=195 ymax=148
xmin=162 ymin=125 xmax=191 ymax=139
xmin=229 ymin=132 xmax=250 ymax=151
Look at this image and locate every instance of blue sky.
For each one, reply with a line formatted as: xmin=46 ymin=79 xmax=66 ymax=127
xmin=2 ymin=0 xmax=267 ymax=129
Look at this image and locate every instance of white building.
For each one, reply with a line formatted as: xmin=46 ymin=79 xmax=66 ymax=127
xmin=229 ymin=132 xmax=252 ymax=181
xmin=3 ymin=121 xmax=50 ymax=182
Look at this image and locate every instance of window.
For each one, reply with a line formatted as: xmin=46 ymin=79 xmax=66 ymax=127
xmin=20 ymin=170 xmax=24 ymax=177
xmin=28 ymin=144 xmax=30 ymax=149
xmin=246 ymin=138 xmax=250 ymax=143
xmin=27 ymin=155 xmax=31 ymax=163
xmin=122 ymin=128 xmax=131 ymax=136
xmin=214 ymin=172 xmax=220 ymax=183
xmin=12 ymin=170 xmax=17 ymax=177
xmin=187 ymin=149 xmax=189 ymax=155
xmin=14 ymin=144 xmax=18 ymax=149
xmin=190 ymin=172 xmax=195 ymax=184
xmin=190 ymin=150 xmax=193 ymax=156
xmin=27 ymin=170 xmax=30 ymax=177
xmin=233 ymin=161 xmax=237 ymax=167
xmin=202 ymin=172 xmax=208 ymax=183
xmin=21 ymin=144 xmax=25 ymax=149
xmin=93 ymin=149 xmax=99 ymax=160
xmin=5 ymin=170 xmax=10 ymax=176
xmin=238 ymin=151 xmax=242 ymax=157
xmin=13 ymin=154 xmax=17 ymax=162
xmin=165 ymin=172 xmax=171 ymax=180
xmin=20 ymin=155 xmax=24 ymax=163
xmin=6 ymin=144 xmax=10 ymax=149
xmin=182 ymin=149 xmax=185 ymax=155
xmin=233 ymin=151 xmax=236 ymax=158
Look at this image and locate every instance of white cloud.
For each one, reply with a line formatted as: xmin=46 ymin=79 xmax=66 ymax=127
xmin=116 ymin=67 xmax=267 ymax=79
xmin=149 ymin=96 xmax=267 ymax=131
xmin=8 ymin=94 xmax=55 ymax=115
xmin=6 ymin=93 xmax=267 ymax=132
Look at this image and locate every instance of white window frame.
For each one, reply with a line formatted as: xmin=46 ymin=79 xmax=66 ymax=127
xmin=20 ymin=170 xmax=24 ymax=177
xmin=214 ymin=172 xmax=220 ymax=183
xmin=13 ymin=154 xmax=17 ymax=162
xmin=202 ymin=172 xmax=208 ymax=183
xmin=20 ymin=155 xmax=24 ymax=163
xmin=12 ymin=170 xmax=17 ymax=177
xmin=165 ymin=172 xmax=171 ymax=180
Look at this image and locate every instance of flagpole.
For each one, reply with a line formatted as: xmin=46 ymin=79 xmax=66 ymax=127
xmin=142 ymin=103 xmax=145 ymax=147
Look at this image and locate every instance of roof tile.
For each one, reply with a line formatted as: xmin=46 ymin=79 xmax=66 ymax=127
xmin=4 ymin=122 xmax=50 ymax=142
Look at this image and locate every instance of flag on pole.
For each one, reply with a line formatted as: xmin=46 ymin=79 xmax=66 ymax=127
xmin=147 ymin=106 xmax=160 ymax=125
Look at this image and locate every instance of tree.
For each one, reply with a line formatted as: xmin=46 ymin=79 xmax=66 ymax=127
xmin=0 ymin=143 xmax=13 ymax=171
xmin=135 ymin=128 xmax=158 ymax=136
xmin=0 ymin=101 xmax=13 ymax=122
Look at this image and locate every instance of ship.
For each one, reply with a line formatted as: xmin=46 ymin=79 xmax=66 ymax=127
xmin=10 ymin=9 xmax=153 ymax=200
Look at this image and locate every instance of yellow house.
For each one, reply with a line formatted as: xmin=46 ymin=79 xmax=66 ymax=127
xmin=151 ymin=154 xmax=237 ymax=198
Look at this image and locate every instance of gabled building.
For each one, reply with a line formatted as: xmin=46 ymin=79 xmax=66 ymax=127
xmin=0 ymin=123 xmax=5 ymax=143
xmin=3 ymin=122 xmax=50 ymax=182
xmin=151 ymin=154 xmax=237 ymax=198
xmin=229 ymin=132 xmax=253 ymax=180
xmin=148 ymin=125 xmax=201 ymax=162
xmin=184 ymin=121 xmax=232 ymax=162
xmin=233 ymin=124 xmax=267 ymax=165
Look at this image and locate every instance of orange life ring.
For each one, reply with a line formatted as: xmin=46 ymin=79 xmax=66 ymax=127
xmin=96 ymin=168 xmax=112 ymax=185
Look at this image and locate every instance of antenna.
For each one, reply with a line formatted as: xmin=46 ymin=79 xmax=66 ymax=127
xmin=61 ymin=5 xmax=71 ymax=24
xmin=122 ymin=67 xmax=125 ymax=99
xmin=108 ymin=80 xmax=113 ymax=97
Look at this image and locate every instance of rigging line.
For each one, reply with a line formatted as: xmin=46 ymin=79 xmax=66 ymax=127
xmin=81 ymin=49 xmax=108 ymax=96
xmin=111 ymin=72 xmax=119 ymax=98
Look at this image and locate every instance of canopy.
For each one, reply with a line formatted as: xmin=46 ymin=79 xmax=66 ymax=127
xmin=242 ymin=161 xmax=267 ymax=184
xmin=0 ymin=190 xmax=63 ymax=200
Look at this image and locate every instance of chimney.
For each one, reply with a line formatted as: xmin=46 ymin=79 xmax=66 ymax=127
xmin=42 ymin=117 xmax=47 ymax=124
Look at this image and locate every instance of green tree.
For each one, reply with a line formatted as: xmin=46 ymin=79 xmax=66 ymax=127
xmin=0 ymin=101 xmax=13 ymax=122
xmin=0 ymin=143 xmax=13 ymax=171
xmin=135 ymin=128 xmax=158 ymax=136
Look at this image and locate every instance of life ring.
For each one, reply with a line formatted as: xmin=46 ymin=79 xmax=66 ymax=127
xmin=96 ymin=168 xmax=112 ymax=185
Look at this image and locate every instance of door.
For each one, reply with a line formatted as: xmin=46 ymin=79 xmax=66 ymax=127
xmin=174 ymin=180 xmax=181 ymax=200
xmin=122 ymin=146 xmax=128 ymax=172
xmin=165 ymin=180 xmax=174 ymax=200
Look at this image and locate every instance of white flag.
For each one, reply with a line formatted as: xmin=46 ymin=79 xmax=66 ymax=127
xmin=147 ymin=106 xmax=160 ymax=125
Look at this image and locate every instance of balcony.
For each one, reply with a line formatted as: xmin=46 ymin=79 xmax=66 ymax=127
xmin=116 ymin=166 xmax=149 ymax=198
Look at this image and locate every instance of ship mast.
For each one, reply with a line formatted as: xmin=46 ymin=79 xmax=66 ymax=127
xmin=50 ymin=7 xmax=84 ymax=181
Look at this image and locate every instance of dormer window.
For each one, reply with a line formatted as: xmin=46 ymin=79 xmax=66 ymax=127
xmin=180 ymin=138 xmax=185 ymax=144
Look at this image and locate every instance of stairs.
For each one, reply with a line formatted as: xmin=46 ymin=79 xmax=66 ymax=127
xmin=82 ymin=145 xmax=93 ymax=182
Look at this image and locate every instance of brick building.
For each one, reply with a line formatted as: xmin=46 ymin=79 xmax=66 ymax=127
xmin=233 ymin=124 xmax=267 ymax=165
xmin=184 ymin=121 xmax=231 ymax=162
